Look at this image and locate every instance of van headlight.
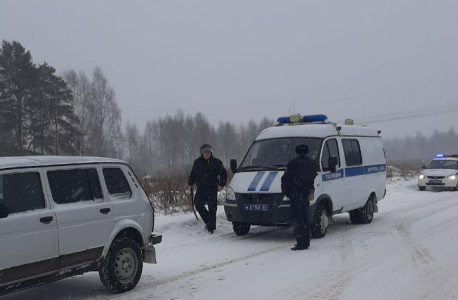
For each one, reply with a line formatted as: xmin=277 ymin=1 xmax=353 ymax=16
xmin=419 ymin=174 xmax=425 ymax=180
xmin=447 ymin=175 xmax=456 ymax=180
xmin=226 ymin=186 xmax=236 ymax=201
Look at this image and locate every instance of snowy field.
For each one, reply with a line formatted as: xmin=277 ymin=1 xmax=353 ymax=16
xmin=4 ymin=178 xmax=458 ymax=300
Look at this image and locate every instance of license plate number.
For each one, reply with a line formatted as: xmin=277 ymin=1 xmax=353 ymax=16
xmin=429 ymin=180 xmax=442 ymax=184
xmin=243 ymin=204 xmax=269 ymax=211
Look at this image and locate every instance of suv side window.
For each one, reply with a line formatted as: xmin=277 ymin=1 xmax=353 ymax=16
xmin=47 ymin=168 xmax=103 ymax=204
xmin=321 ymin=139 xmax=340 ymax=171
xmin=0 ymin=172 xmax=45 ymax=214
xmin=103 ymin=167 xmax=132 ymax=198
xmin=342 ymin=139 xmax=363 ymax=166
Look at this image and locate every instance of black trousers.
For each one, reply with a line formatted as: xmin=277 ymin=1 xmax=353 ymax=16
xmin=194 ymin=189 xmax=218 ymax=231
xmin=289 ymin=191 xmax=310 ymax=248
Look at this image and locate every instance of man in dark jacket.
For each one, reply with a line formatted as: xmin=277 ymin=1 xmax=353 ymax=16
xmin=188 ymin=144 xmax=227 ymax=233
xmin=281 ymin=144 xmax=319 ymax=250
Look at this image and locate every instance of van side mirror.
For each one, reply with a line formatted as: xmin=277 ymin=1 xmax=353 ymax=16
xmin=0 ymin=203 xmax=9 ymax=219
xmin=421 ymin=165 xmax=426 ymax=169
xmin=230 ymin=159 xmax=238 ymax=174
xmin=328 ymin=156 xmax=338 ymax=173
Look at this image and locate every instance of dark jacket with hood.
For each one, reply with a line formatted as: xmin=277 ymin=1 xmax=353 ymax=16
xmin=188 ymin=155 xmax=227 ymax=192
xmin=281 ymin=155 xmax=319 ymax=198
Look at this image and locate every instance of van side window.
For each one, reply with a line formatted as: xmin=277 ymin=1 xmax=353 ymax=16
xmin=47 ymin=169 xmax=103 ymax=204
xmin=342 ymin=139 xmax=363 ymax=166
xmin=0 ymin=172 xmax=45 ymax=214
xmin=321 ymin=139 xmax=340 ymax=171
xmin=103 ymin=168 xmax=132 ymax=198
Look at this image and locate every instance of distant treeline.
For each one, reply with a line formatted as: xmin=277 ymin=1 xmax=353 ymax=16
xmin=0 ymin=39 xmax=274 ymax=177
xmin=1 ymin=40 xmax=456 ymax=178
xmin=384 ymin=129 xmax=458 ymax=162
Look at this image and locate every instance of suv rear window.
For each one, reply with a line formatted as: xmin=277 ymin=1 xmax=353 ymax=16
xmin=0 ymin=172 xmax=45 ymax=214
xmin=47 ymin=168 xmax=103 ymax=204
xmin=103 ymin=168 xmax=132 ymax=197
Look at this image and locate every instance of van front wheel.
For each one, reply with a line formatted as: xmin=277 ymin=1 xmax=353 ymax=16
xmin=99 ymin=237 xmax=143 ymax=293
xmin=311 ymin=202 xmax=329 ymax=239
xmin=233 ymin=222 xmax=251 ymax=235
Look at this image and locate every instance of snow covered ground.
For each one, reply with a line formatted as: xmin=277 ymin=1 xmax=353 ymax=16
xmin=4 ymin=178 xmax=458 ymax=300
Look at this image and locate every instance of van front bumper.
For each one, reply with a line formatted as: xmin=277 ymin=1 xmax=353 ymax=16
xmin=224 ymin=202 xmax=292 ymax=226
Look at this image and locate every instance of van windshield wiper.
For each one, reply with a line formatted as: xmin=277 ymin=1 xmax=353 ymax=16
xmin=238 ymin=165 xmax=285 ymax=172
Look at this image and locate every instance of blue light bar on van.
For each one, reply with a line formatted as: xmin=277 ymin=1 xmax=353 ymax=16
xmin=277 ymin=116 xmax=291 ymax=124
xmin=277 ymin=114 xmax=328 ymax=124
xmin=303 ymin=114 xmax=328 ymax=123
xmin=436 ymin=153 xmax=445 ymax=158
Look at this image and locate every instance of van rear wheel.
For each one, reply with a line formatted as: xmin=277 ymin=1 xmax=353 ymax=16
xmin=232 ymin=222 xmax=251 ymax=235
xmin=311 ymin=202 xmax=329 ymax=239
xmin=350 ymin=196 xmax=375 ymax=224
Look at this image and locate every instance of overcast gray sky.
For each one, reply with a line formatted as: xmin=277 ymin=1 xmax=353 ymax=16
xmin=1 ymin=0 xmax=457 ymax=138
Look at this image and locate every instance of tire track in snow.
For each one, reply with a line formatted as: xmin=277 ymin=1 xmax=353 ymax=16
xmin=95 ymin=240 xmax=292 ymax=300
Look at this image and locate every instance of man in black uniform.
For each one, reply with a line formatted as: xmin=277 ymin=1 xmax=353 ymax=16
xmin=281 ymin=144 xmax=319 ymax=250
xmin=188 ymin=144 xmax=227 ymax=233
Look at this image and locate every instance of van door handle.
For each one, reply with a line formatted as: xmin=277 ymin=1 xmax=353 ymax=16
xmin=40 ymin=216 xmax=53 ymax=224
xmin=100 ymin=208 xmax=111 ymax=215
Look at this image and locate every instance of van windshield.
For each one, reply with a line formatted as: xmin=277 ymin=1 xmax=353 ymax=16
xmin=239 ymin=138 xmax=322 ymax=171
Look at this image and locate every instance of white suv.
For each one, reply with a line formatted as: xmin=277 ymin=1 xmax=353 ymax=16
xmin=418 ymin=154 xmax=458 ymax=191
xmin=0 ymin=156 xmax=162 ymax=296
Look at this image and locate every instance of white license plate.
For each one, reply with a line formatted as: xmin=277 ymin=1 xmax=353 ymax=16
xmin=243 ymin=204 xmax=269 ymax=211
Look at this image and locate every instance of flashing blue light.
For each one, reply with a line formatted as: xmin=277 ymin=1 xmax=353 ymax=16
xmin=277 ymin=116 xmax=291 ymax=123
xmin=303 ymin=114 xmax=328 ymax=123
xmin=436 ymin=153 xmax=445 ymax=158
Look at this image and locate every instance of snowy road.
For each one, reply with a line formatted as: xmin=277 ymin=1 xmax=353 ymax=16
xmin=4 ymin=179 xmax=458 ymax=300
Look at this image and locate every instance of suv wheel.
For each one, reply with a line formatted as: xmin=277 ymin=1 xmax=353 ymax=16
xmin=418 ymin=185 xmax=426 ymax=191
xmin=232 ymin=222 xmax=251 ymax=235
xmin=99 ymin=237 xmax=143 ymax=293
xmin=311 ymin=202 xmax=329 ymax=239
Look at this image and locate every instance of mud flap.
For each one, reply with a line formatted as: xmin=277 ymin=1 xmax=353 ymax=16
xmin=143 ymin=245 xmax=157 ymax=264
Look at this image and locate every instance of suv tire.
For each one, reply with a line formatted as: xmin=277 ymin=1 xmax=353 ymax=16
xmin=99 ymin=237 xmax=143 ymax=293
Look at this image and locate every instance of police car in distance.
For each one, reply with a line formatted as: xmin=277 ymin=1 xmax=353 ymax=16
xmin=418 ymin=154 xmax=458 ymax=191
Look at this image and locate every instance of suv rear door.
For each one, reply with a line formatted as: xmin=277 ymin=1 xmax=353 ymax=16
xmin=0 ymin=169 xmax=58 ymax=285
xmin=45 ymin=166 xmax=114 ymax=268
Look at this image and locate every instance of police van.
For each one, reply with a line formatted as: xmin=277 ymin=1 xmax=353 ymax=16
xmin=224 ymin=114 xmax=386 ymax=238
xmin=417 ymin=153 xmax=458 ymax=191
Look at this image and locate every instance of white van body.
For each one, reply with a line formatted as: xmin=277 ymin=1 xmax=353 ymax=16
xmin=224 ymin=115 xmax=386 ymax=237
xmin=0 ymin=156 xmax=161 ymax=295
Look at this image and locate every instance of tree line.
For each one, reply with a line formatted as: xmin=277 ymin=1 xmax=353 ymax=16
xmin=0 ymin=40 xmax=274 ymax=177
xmin=384 ymin=128 xmax=458 ymax=162
xmin=0 ymin=40 xmax=122 ymax=158
xmin=1 ymin=40 xmax=457 ymax=178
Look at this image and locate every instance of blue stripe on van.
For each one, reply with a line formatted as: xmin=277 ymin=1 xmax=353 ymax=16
xmin=322 ymin=164 xmax=386 ymax=181
xmin=322 ymin=169 xmax=344 ymax=182
xmin=260 ymin=172 xmax=279 ymax=191
xmin=346 ymin=164 xmax=387 ymax=177
xmin=247 ymin=172 xmax=265 ymax=191
xmin=345 ymin=167 xmax=365 ymax=177
xmin=365 ymin=164 xmax=386 ymax=174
